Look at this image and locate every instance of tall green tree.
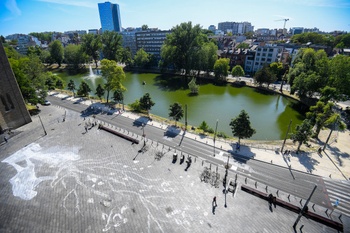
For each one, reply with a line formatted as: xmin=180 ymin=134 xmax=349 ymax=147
xmin=139 ymin=93 xmax=155 ymax=117
xmin=290 ymin=119 xmax=313 ymax=153
xmin=160 ymin=22 xmax=207 ymax=75
xmin=229 ymin=110 xmax=256 ymax=144
xmin=307 ymin=101 xmax=335 ymax=139
xmin=120 ymin=47 xmax=133 ymax=66
xmin=67 ymin=79 xmax=76 ymax=96
xmin=49 ymin=40 xmax=64 ymax=67
xmin=64 ymin=44 xmax=88 ymax=74
xmin=101 ymin=31 xmax=123 ymax=62
xmin=113 ymin=89 xmax=124 ymax=110
xmin=81 ymin=34 xmax=102 ymax=68
xmin=231 ymin=65 xmax=245 ymax=77
xmin=198 ymin=121 xmax=209 ymax=133
xmin=169 ymin=102 xmax=184 ymax=126
xmin=328 ymin=55 xmax=350 ymax=99
xmin=213 ymin=58 xmax=229 ymax=82
xmin=95 ymin=84 xmax=105 ymax=100
xmin=100 ymin=59 xmax=126 ymax=103
xmin=77 ymin=81 xmax=91 ymax=97
xmin=134 ymin=48 xmax=150 ymax=68
xmin=254 ymin=66 xmax=276 ymax=87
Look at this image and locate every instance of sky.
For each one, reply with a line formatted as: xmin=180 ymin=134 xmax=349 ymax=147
xmin=1 ymin=0 xmax=349 ymax=37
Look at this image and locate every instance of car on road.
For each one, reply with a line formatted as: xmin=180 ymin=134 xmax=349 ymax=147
xmin=42 ymin=100 xmax=51 ymax=106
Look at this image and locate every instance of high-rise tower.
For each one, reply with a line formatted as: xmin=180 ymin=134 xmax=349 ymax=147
xmin=98 ymin=1 xmax=122 ymax=32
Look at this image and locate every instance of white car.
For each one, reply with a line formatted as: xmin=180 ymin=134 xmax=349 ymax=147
xmin=42 ymin=100 xmax=51 ymax=106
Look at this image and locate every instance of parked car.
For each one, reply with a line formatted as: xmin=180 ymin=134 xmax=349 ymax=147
xmin=42 ymin=100 xmax=51 ymax=106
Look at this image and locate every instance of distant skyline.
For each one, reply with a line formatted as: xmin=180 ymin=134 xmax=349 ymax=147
xmin=1 ymin=0 xmax=349 ymax=37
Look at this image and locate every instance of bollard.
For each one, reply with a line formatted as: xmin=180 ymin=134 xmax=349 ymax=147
xmin=287 ymin=194 xmax=290 ymax=201
xmin=300 ymin=199 xmax=302 ymax=206
xmin=276 ymin=190 xmax=279 ymax=196
xmin=312 ymin=203 xmax=315 ymax=210
xmin=255 ymin=181 xmax=257 ymax=188
xmin=245 ymin=177 xmax=247 ymax=184
xmin=339 ymin=214 xmax=342 ymax=221
xmin=202 ymin=161 xmax=204 ymax=166
xmin=265 ymin=186 xmax=268 ymax=192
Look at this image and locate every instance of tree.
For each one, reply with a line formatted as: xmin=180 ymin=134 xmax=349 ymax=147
xmin=64 ymin=44 xmax=88 ymax=74
xmin=236 ymin=43 xmax=249 ymax=49
xmin=120 ymin=47 xmax=133 ymax=66
xmin=213 ymin=58 xmax=229 ymax=82
xmin=231 ymin=65 xmax=245 ymax=77
xmin=188 ymin=77 xmax=199 ymax=95
xmin=198 ymin=121 xmax=209 ymax=133
xmin=323 ymin=114 xmax=346 ymax=150
xmin=101 ymin=30 xmax=123 ymax=62
xmin=81 ymin=34 xmax=102 ymax=68
xmin=77 ymin=81 xmax=91 ymax=97
xmin=160 ymin=22 xmax=207 ymax=75
xmin=169 ymin=102 xmax=184 ymax=126
xmin=229 ymin=110 xmax=256 ymax=144
xmin=141 ymin=25 xmax=149 ymax=30
xmin=290 ymin=119 xmax=313 ymax=153
xmin=95 ymin=84 xmax=105 ymax=100
xmin=113 ymin=89 xmax=124 ymax=110
xmin=67 ymin=79 xmax=76 ymax=96
xmin=328 ymin=55 xmax=350 ymax=99
xmin=100 ymin=59 xmax=126 ymax=103
xmin=134 ymin=48 xmax=150 ymax=68
xmin=139 ymin=93 xmax=155 ymax=116
xmin=49 ymin=40 xmax=64 ymax=67
xmin=307 ymin=101 xmax=335 ymax=139
xmin=254 ymin=66 xmax=276 ymax=87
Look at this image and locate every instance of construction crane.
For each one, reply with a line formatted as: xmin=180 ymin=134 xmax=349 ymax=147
xmin=275 ymin=18 xmax=289 ymax=35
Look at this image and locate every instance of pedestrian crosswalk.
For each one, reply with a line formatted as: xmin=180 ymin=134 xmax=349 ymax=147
xmin=323 ymin=178 xmax=350 ymax=217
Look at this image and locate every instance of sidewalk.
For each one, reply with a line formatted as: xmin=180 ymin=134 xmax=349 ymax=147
xmin=49 ymin=92 xmax=350 ymax=181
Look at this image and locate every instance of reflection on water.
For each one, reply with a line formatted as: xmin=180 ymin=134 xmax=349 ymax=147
xmin=60 ymin=72 xmax=304 ymax=140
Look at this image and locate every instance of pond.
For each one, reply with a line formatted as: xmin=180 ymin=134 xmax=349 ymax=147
xmin=59 ymin=71 xmax=304 ymax=140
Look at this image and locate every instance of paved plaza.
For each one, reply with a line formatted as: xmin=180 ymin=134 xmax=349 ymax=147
xmin=0 ymin=103 xmax=344 ymax=232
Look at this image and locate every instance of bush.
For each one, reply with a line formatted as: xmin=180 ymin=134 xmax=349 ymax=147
xmin=207 ymin=128 xmax=214 ymax=134
xmin=128 ymin=99 xmax=142 ymax=112
xmin=217 ymin=131 xmax=228 ymax=139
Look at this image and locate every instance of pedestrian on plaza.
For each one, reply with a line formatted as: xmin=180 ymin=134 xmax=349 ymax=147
xmin=329 ymin=199 xmax=340 ymax=216
xmin=84 ymin=126 xmax=88 ymax=133
xmin=4 ymin=136 xmax=8 ymax=143
xmin=213 ymin=196 xmax=217 ymax=206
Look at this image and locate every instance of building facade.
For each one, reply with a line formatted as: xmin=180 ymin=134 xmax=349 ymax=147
xmin=218 ymin=21 xmax=254 ymax=34
xmin=98 ymin=1 xmax=122 ymax=32
xmin=135 ymin=30 xmax=171 ymax=61
xmin=252 ymin=45 xmax=283 ymax=72
xmin=0 ymin=42 xmax=31 ymax=133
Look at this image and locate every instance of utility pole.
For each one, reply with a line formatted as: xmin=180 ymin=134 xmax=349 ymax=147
xmin=281 ymin=120 xmax=292 ymax=154
xmin=213 ymin=119 xmax=218 ymax=157
xmin=293 ymin=185 xmax=317 ymax=229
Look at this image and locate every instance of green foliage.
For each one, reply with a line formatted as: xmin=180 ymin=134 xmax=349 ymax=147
xmin=229 ymin=110 xmax=256 ymax=143
xmin=217 ymin=131 xmax=228 ymax=139
xmin=121 ymin=47 xmax=133 ymax=66
xmin=236 ymin=43 xmax=249 ymax=49
xmin=45 ymin=72 xmax=64 ymax=90
xmin=29 ymin=32 xmax=53 ymax=43
xmin=134 ymin=48 xmax=150 ymax=68
xmin=291 ymin=32 xmax=333 ymax=46
xmin=49 ymin=40 xmax=64 ymax=67
xmin=67 ymin=79 xmax=76 ymax=96
xmin=77 ymin=81 xmax=91 ymax=97
xmin=290 ymin=119 xmax=313 ymax=152
xmin=244 ymin=32 xmax=254 ymax=39
xmin=113 ymin=89 xmax=124 ymax=103
xmin=328 ymin=55 xmax=350 ymax=99
xmin=198 ymin=121 xmax=209 ymax=133
xmin=101 ymin=31 xmax=123 ymax=62
xmin=141 ymin=25 xmax=149 ymax=30
xmin=213 ymin=58 xmax=229 ymax=81
xmin=231 ymin=65 xmax=245 ymax=77
xmin=335 ymin=34 xmax=350 ymax=48
xmin=129 ymin=99 xmax=142 ymax=112
xmin=100 ymin=59 xmax=126 ymax=103
xmin=169 ymin=102 xmax=184 ymax=125
xmin=269 ymin=62 xmax=284 ymax=80
xmin=139 ymin=93 xmax=155 ymax=115
xmin=64 ymin=44 xmax=88 ymax=74
xmin=188 ymin=77 xmax=199 ymax=94
xmin=160 ymin=22 xmax=209 ymax=75
xmin=207 ymin=128 xmax=214 ymax=134
xmin=81 ymin=34 xmax=102 ymax=68
xmin=254 ymin=66 xmax=276 ymax=87
xmin=307 ymin=101 xmax=335 ymax=138
xmin=95 ymin=84 xmax=105 ymax=100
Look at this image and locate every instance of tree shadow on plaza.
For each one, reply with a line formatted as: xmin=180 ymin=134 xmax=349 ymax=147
xmin=324 ymin=144 xmax=350 ymax=168
xmin=132 ymin=116 xmax=151 ymax=128
xmin=163 ymin=125 xmax=181 ymax=138
xmin=290 ymin=151 xmax=320 ymax=174
xmin=228 ymin=144 xmax=255 ymax=163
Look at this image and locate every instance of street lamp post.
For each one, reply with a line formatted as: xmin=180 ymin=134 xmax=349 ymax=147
xmin=142 ymin=123 xmax=146 ymax=146
xmin=213 ymin=119 xmax=218 ymax=157
xmin=293 ymin=185 xmax=317 ymax=229
xmin=38 ymin=115 xmax=47 ymax=136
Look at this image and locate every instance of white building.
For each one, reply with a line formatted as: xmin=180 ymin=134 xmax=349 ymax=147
xmin=252 ymin=45 xmax=283 ymax=72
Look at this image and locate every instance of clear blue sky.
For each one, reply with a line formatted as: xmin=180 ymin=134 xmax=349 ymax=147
xmin=1 ymin=0 xmax=349 ymax=36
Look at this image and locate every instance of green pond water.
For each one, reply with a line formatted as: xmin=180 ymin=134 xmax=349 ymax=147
xmin=60 ymin=71 xmax=304 ymax=140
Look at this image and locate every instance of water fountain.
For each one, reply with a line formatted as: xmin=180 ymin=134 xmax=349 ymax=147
xmin=89 ymin=65 xmax=95 ymax=77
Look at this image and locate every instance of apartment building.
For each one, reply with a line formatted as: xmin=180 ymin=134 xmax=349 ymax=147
xmin=135 ymin=30 xmax=171 ymax=60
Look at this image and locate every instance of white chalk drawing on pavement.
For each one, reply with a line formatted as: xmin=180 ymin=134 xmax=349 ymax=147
xmin=2 ymin=143 xmax=208 ymax=232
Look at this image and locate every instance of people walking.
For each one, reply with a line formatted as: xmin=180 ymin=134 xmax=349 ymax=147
xmin=4 ymin=136 xmax=8 ymax=143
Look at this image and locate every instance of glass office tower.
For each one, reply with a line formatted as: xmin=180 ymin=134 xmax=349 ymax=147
xmin=98 ymin=2 xmax=122 ymax=32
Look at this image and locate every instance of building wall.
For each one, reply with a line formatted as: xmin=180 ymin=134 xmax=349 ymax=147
xmin=252 ymin=46 xmax=282 ymax=72
xmin=0 ymin=42 xmax=31 ymax=132
xmin=135 ymin=30 xmax=171 ymax=60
